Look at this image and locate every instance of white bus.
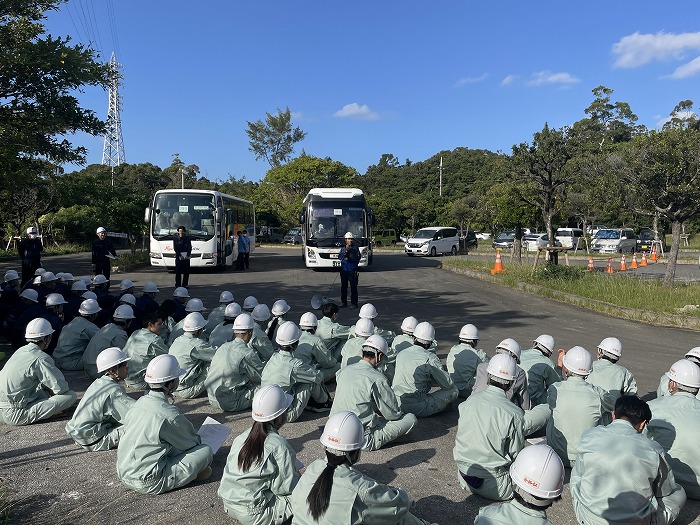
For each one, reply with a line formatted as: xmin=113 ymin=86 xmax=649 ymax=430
xmin=300 ymin=188 xmax=374 ymax=268
xmin=145 ymin=189 xmax=255 ymax=269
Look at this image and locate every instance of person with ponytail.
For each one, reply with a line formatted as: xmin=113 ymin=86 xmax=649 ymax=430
xmin=218 ymin=384 xmax=300 ymax=525
xmin=290 ymin=411 xmax=432 ymax=525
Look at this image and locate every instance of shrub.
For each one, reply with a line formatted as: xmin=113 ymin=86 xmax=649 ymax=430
xmin=533 ymin=262 xmax=585 ymax=281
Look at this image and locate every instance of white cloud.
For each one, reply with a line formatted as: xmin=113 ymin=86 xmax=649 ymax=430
xmin=669 ymin=55 xmax=700 ymax=79
xmin=333 ymin=103 xmax=379 ymax=121
xmin=454 ymin=73 xmax=488 ymax=87
xmin=500 ymin=74 xmax=517 ymax=86
xmin=612 ymin=31 xmax=700 ymax=68
xmin=527 ymin=71 xmax=579 ymax=86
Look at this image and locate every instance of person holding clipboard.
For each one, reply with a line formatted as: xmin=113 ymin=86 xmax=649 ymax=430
xmin=174 ymin=226 xmax=192 ymax=288
xmin=92 ymin=227 xmax=117 ymax=283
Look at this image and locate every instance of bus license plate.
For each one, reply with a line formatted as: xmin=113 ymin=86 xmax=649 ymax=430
xmin=333 ymin=261 xmax=340 ymax=267
xmin=330 ymin=253 xmax=339 ymax=259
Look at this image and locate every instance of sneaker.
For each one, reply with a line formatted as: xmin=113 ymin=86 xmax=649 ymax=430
xmin=196 ymin=466 xmax=212 ymax=481
xmin=305 ymin=397 xmax=333 ymax=413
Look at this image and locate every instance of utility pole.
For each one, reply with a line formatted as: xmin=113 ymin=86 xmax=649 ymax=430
xmin=439 ymin=156 xmax=443 ymax=197
xmin=101 ymin=52 xmax=126 ymax=183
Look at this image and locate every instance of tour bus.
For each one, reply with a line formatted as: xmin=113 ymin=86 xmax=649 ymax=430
xmin=145 ymin=189 xmax=255 ymax=269
xmin=300 ymin=188 xmax=374 ymax=268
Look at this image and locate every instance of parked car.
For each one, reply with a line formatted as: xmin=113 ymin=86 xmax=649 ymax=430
xmin=492 ymin=230 xmax=516 ymax=250
xmin=555 ymin=227 xmax=584 ymax=249
xmin=522 ymin=233 xmax=562 ymax=252
xmin=258 ymin=226 xmax=284 ymax=243
xmin=586 ymin=224 xmax=607 ymax=236
xmin=283 ymin=228 xmax=302 ymax=244
xmin=405 ymin=227 xmax=460 ymax=256
xmin=372 ymin=229 xmax=397 ymax=246
xmin=636 ymin=227 xmax=665 ymax=253
xmin=399 ymin=232 xmax=410 ymax=244
xmin=475 ymin=232 xmax=491 ymax=240
xmin=590 ymin=228 xmax=637 ymax=254
xmin=458 ymin=229 xmax=478 ymax=248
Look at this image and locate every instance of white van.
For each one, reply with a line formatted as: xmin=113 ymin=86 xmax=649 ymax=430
xmin=405 ymin=227 xmax=460 ymax=256
xmin=591 ymin=228 xmax=637 ymax=254
xmin=555 ymin=228 xmax=584 ymax=249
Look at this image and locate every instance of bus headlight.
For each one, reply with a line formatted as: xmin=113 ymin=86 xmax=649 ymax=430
xmin=149 ymin=252 xmax=162 ymax=259
xmin=307 ymin=248 xmax=316 ymax=259
xmin=360 ymin=248 xmax=368 ymax=261
xmin=201 ymin=252 xmax=214 ymax=259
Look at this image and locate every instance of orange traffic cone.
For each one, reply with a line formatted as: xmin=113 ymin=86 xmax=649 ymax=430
xmin=650 ymin=244 xmax=658 ymax=262
xmin=619 ymin=254 xmax=627 ymax=271
xmin=587 ymin=257 xmax=595 ymax=272
xmin=640 ymin=252 xmax=648 ymax=267
xmin=490 ymin=250 xmax=506 ymax=275
xmin=630 ymin=253 xmax=638 ymax=269
xmin=605 ymin=257 xmax=615 ymax=274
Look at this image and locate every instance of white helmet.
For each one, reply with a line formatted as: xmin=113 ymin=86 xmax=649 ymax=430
xmin=25 ymin=318 xmax=54 ymax=340
xmin=40 ymin=271 xmax=58 ymax=283
xmin=114 ymin=304 xmax=135 ymax=321
xmin=173 ymin=287 xmax=190 ymax=298
xmin=686 ymin=347 xmax=700 ymax=364
xmin=310 ymin=294 xmax=330 ymax=310
xmin=354 ymin=318 xmax=375 ymax=338
xmin=320 ymin=411 xmax=365 ymax=451
xmin=119 ymin=279 xmax=134 ymax=291
xmin=233 ymin=313 xmax=255 ymax=332
xmin=79 ymin=298 xmax=101 ymax=316
xmin=666 ymin=359 xmax=700 ymax=389
xmin=275 ymin=321 xmax=302 ymax=346
xmin=510 ymin=444 xmax=564 ymax=504
xmin=562 ymin=346 xmax=592 ymax=376
xmin=32 ymin=275 xmax=41 ymax=286
xmin=61 ymin=272 xmax=74 ymax=283
xmin=251 ymin=384 xmax=293 ymax=422
xmin=400 ymin=316 xmax=418 ymax=335
xmin=344 ymin=232 xmax=354 ymax=239
xmin=96 ymin=347 xmax=131 ymax=373
xmin=119 ymin=293 xmax=136 ymax=306
xmin=93 ymin=274 xmax=109 ymax=286
xmin=145 ymin=354 xmax=185 ymax=385
xmin=299 ymin=312 xmax=318 ymax=329
xmin=459 ymin=324 xmax=480 ymax=342
xmin=243 ymin=296 xmax=258 ymax=311
xmin=219 ymin=291 xmax=234 ymax=304
xmin=4 ymin=269 xmax=19 ymax=282
xmin=96 ymin=226 xmax=107 ymax=234
xmin=533 ymin=334 xmax=555 ymax=356
xmin=363 ymin=334 xmax=388 ymax=357
xmin=143 ymin=281 xmax=159 ymax=293
xmin=598 ymin=337 xmax=622 ymax=358
xmin=45 ymin=293 xmax=67 ymax=307
xmin=271 ymin=299 xmax=291 ymax=317
xmin=20 ymin=289 xmax=39 ymax=302
xmin=496 ymin=338 xmax=521 ymax=362
xmin=71 ymin=281 xmax=88 ymax=292
xmin=413 ymin=321 xmax=435 ymax=345
xmin=252 ymin=303 xmax=271 ymax=322
xmin=486 ymin=353 xmax=517 ymax=382
xmin=79 ymin=275 xmax=92 ymax=285
xmin=55 ymin=272 xmax=65 ymax=281
xmin=359 ymin=303 xmax=378 ymax=319
xmin=224 ymin=302 xmax=242 ymax=319
xmin=26 ymin=226 xmax=38 ymax=235
xmin=82 ymin=291 xmax=97 ymax=300
xmin=183 ymin=312 xmax=207 ymax=332
xmin=185 ymin=298 xmax=205 ymax=312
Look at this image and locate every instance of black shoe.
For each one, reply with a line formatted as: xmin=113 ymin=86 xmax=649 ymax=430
xmin=305 ymin=397 xmax=333 ymax=413
xmin=350 ymin=304 xmax=359 ymax=309
xmin=340 ymin=303 xmax=348 ymax=308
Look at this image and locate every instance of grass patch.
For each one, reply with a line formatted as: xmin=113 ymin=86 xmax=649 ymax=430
xmin=113 ymin=250 xmax=149 ymax=267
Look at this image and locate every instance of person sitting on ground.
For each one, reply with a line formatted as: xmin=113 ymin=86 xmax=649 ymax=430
xmin=65 ymin=347 xmax=135 ymax=450
xmin=349 ymin=303 xmax=395 ymax=345
xmin=472 ymin=337 xmax=530 ymax=410
xmin=116 ymin=354 xmax=213 ymax=495
xmin=251 ymin=303 xmax=276 ymax=363
xmin=10 ymin=288 xmax=46 ymax=349
xmin=657 ymin=347 xmax=700 ymax=399
xmin=155 ymin=299 xmax=176 ymax=345
xmin=123 ymin=312 xmax=169 ymax=389
xmin=446 ymin=323 xmax=488 ymax=399
xmin=242 ymin=295 xmax=258 ymax=314
xmin=519 ymin=334 xmax=561 ymax=407
xmin=295 ymin=312 xmax=339 ymax=383
xmin=83 ymin=305 xmax=134 ymax=379
xmin=586 ymin=336 xmax=637 ymax=412
xmin=113 ymin=293 xmax=141 ymax=336
xmin=135 ymin=281 xmax=160 ymax=316
xmin=0 ymin=318 xmax=77 ymax=426
xmin=218 ymin=384 xmax=300 ymax=524
xmin=42 ymin=292 xmax=66 ymax=355
xmin=167 ymin=297 xmax=206 ymax=347
xmin=266 ymin=299 xmax=291 ymax=346
xmin=208 ymin=302 xmax=242 ymax=349
xmin=53 ymin=298 xmax=101 ymax=371
xmin=339 ymin=317 xmax=374 ymax=369
xmin=315 ymin=302 xmax=351 ymax=362
xmin=171 ymin=287 xmax=189 ymax=323
xmin=168 ymin=312 xmax=217 ymax=398
xmin=203 ymin=290 xmax=233 ymax=339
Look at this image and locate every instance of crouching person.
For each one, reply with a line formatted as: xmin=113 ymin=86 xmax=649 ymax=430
xmin=65 ymin=347 xmax=135 ymax=450
xmin=0 ymin=318 xmax=77 ymax=425
xmin=116 ymin=354 xmax=213 ymax=495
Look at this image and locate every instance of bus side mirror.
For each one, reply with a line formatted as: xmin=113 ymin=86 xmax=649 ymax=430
xmin=299 ymin=212 xmax=305 ymax=225
xmin=214 ymin=207 xmax=223 ymax=223
xmin=144 ymin=207 xmax=152 ymax=224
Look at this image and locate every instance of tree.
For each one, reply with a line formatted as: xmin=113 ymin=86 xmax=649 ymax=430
xmin=162 ymin=154 xmax=201 ymax=189
xmin=246 ymin=107 xmax=307 ymax=168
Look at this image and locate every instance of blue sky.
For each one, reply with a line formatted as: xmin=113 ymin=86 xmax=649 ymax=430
xmin=45 ymin=1 xmax=700 ymax=183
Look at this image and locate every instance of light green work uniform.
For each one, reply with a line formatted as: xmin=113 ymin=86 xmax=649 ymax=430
xmin=123 ymin=328 xmax=169 ymax=389
xmin=385 ymin=335 xmax=436 ymax=385
xmin=473 ymin=361 xmax=530 ymax=410
xmin=546 ymin=375 xmax=614 ymax=467
xmin=53 ymin=317 xmax=99 ymax=370
xmin=519 ymin=348 xmax=561 ymax=407
xmin=159 ymin=315 xmax=175 ymax=345
xmin=648 ymin=391 xmax=700 ymax=500
xmin=166 ymin=318 xmax=185 ymax=347
xmin=208 ymin=321 xmax=233 ymax=349
xmin=339 ymin=336 xmax=367 ymax=369
xmin=586 ymin=358 xmax=637 ymax=403
xmin=169 ymin=332 xmax=217 ymax=398
xmin=571 ymin=419 xmax=686 ymax=525
xmin=295 ymin=331 xmax=339 ymax=382
xmin=349 ymin=324 xmax=396 ymax=345
xmin=391 ymin=344 xmax=458 ymax=418
xmin=332 ymin=359 xmax=417 ymax=451
xmin=475 ymin=498 xmax=555 ymax=525
xmin=290 ymin=459 xmax=424 ymax=525
xmin=453 ymin=385 xmax=551 ymax=501
xmin=315 ymin=316 xmax=351 ymax=361
xmin=218 ymin=427 xmax=299 ymax=525
xmin=446 ymin=343 xmax=488 ymax=399
xmin=203 ymin=305 xmax=226 ymax=338
xmin=205 ymin=338 xmax=263 ymax=412
xmin=251 ymin=323 xmax=275 ymax=363
xmin=260 ymin=351 xmax=326 ymax=422
xmin=116 ymin=390 xmax=213 ymax=495
xmin=657 ymin=374 xmax=700 ymax=399
xmin=83 ymin=323 xmax=128 ymax=379
xmin=0 ymin=343 xmax=77 ymax=426
xmin=65 ymin=374 xmax=135 ymax=450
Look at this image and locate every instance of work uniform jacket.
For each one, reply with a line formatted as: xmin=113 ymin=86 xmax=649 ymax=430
xmin=83 ymin=323 xmax=128 ymax=379
xmin=315 ymin=316 xmax=351 ymax=361
xmin=295 ymin=331 xmax=338 ymax=382
xmin=204 ymin=305 xmax=226 ymax=338
xmin=250 ymin=323 xmax=275 ymax=363
xmin=166 ymin=318 xmax=186 ymax=347
xmin=586 ymin=358 xmax=637 ymax=403
xmin=571 ymin=419 xmax=686 ymax=525
xmin=261 ymin=351 xmax=323 ymax=422
xmin=657 ymin=373 xmax=700 ymax=399
xmin=446 ymin=342 xmax=488 ymax=399
xmin=123 ymin=328 xmax=169 ymax=389
xmin=218 ymin=427 xmax=299 ymax=525
xmin=53 ymin=316 xmax=99 ymax=370
xmin=648 ymin=391 xmax=700 ymax=500
xmin=208 ymin=321 xmax=234 ymax=349
xmin=205 ymin=338 xmax=263 ymax=412
xmin=339 ymin=336 xmax=368 ymax=369
xmin=519 ymin=348 xmax=561 ymax=407
xmin=290 ymin=459 xmax=424 ymax=525
xmin=474 ymin=499 xmax=555 ymax=525
xmin=65 ymin=375 xmax=135 ymax=450
xmin=116 ymin=390 xmax=213 ymax=495
xmin=169 ymin=332 xmax=217 ymax=398
xmin=473 ymin=360 xmax=530 ymax=410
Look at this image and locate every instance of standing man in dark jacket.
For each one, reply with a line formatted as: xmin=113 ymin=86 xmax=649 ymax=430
xmin=18 ymin=227 xmax=43 ymax=287
xmin=339 ymin=232 xmax=361 ymax=308
xmin=92 ymin=227 xmax=117 ymax=283
xmin=173 ymin=226 xmax=192 ymax=288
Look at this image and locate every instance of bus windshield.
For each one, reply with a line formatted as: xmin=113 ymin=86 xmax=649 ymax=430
xmin=308 ymin=201 xmax=366 ymax=242
xmin=152 ymin=193 xmax=216 ymax=240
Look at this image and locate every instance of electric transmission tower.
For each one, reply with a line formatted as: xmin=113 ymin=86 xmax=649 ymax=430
xmin=102 ymin=52 xmax=125 ymax=179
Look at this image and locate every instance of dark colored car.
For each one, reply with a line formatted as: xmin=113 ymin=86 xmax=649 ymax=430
xmin=492 ymin=230 xmax=515 ymax=250
xmin=459 ymin=230 xmax=478 ymax=249
xmin=636 ymin=228 xmax=665 ymax=253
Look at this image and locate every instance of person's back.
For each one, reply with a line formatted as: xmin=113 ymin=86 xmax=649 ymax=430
xmin=205 ymin=338 xmax=263 ymax=412
xmin=169 ymin=331 xmax=216 ymax=398
xmin=474 ymin=499 xmax=555 ymax=525
xmin=472 ymin=361 xmax=530 ymax=409
xmin=519 ymin=347 xmax=560 ymax=406
xmin=250 ymin=323 xmax=275 ymax=363
xmin=208 ymin=321 xmax=233 ymax=348
xmin=316 ymin=314 xmax=351 ymax=361
xmin=339 ymin=336 xmax=366 ymax=368
xmin=53 ymin=316 xmax=99 ymax=370
xmin=261 ymin=351 xmax=300 ymax=392
xmin=83 ymin=323 xmax=128 ymax=379
xmin=446 ymin=342 xmax=487 ymax=398
xmin=296 ymin=330 xmax=338 ymax=382
xmin=123 ymin=328 xmax=169 ymax=389
xmin=586 ymin=358 xmax=637 ymax=402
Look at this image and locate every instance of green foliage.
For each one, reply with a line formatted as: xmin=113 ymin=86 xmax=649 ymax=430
xmin=532 ymin=262 xmax=585 ymax=282
xmin=246 ymin=107 xmax=307 ymax=168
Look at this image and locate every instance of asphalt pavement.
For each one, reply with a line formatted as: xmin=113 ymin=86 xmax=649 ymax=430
xmin=1 ymin=247 xmax=699 ymax=524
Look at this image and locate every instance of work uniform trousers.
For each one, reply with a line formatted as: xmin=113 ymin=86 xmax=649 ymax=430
xmin=288 ymin=382 xmax=330 ymax=423
xmin=0 ymin=390 xmax=77 ymax=426
xmin=94 ymin=259 xmax=111 ymax=281
xmin=399 ymin=385 xmax=458 ymax=418
xmin=125 ymin=444 xmax=213 ymax=495
xmin=223 ymin=495 xmax=293 ymax=525
xmin=175 ymin=258 xmax=190 ymax=288
xmin=340 ymin=269 xmax=358 ymax=307
xmin=365 ymin=413 xmax=418 ymax=451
